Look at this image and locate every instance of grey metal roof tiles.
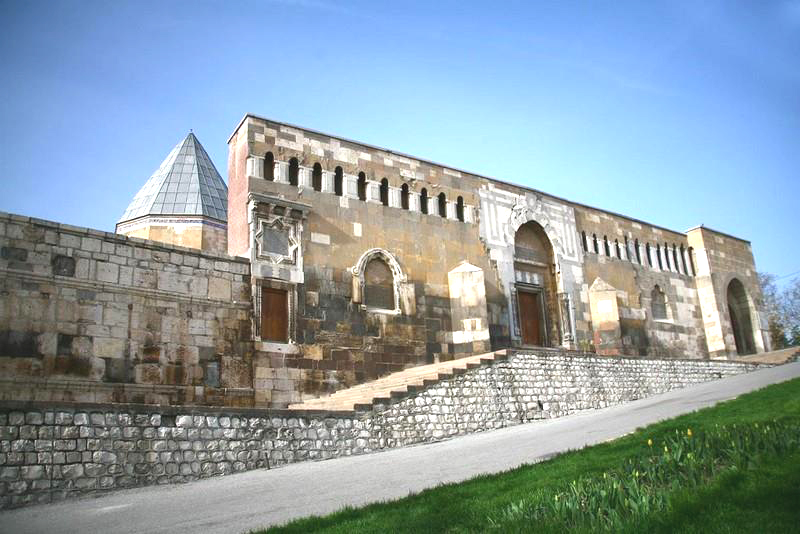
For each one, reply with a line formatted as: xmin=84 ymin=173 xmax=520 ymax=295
xmin=119 ymin=132 xmax=228 ymax=223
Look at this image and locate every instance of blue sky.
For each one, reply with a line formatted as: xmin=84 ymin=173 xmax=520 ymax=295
xmin=1 ymin=0 xmax=798 ymax=285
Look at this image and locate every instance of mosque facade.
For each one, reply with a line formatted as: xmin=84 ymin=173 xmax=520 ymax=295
xmin=0 ymin=115 xmax=770 ymax=408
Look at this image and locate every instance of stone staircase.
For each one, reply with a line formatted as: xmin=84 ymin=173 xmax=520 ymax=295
xmin=287 ymin=350 xmax=509 ymax=413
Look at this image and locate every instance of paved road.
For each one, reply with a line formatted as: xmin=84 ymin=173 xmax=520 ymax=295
xmin=3 ymin=361 xmax=799 ymax=534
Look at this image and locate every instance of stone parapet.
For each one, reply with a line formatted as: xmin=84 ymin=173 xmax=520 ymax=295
xmin=0 ymin=211 xmax=254 ymax=401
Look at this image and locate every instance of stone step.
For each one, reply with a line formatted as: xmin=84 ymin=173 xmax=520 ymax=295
xmin=287 ymin=350 xmax=507 ymax=412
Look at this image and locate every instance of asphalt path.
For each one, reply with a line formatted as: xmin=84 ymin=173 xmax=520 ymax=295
xmin=3 ymin=361 xmax=799 ymax=534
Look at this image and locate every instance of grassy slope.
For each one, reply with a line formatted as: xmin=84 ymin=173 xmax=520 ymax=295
xmin=641 ymin=451 xmax=800 ymax=534
xmin=260 ymin=377 xmax=800 ymax=534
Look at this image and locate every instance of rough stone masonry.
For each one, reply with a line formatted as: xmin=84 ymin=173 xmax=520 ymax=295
xmin=0 ymin=350 xmax=761 ymax=508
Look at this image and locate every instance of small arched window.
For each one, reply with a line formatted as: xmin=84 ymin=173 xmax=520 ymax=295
xmin=673 ymin=244 xmax=681 ymax=274
xmin=357 ymin=172 xmax=367 ymax=201
xmin=581 ymin=231 xmax=588 ymax=252
xmin=364 ymin=257 xmax=394 ymax=310
xmin=264 ymin=152 xmax=274 ymax=181
xmin=664 ymin=242 xmax=671 ymax=270
xmin=456 ymin=196 xmax=464 ymax=222
xmin=656 ymin=244 xmax=663 ymax=270
xmin=646 ymin=243 xmax=652 ymax=267
xmin=438 ymin=192 xmax=447 ymax=218
xmin=603 ymin=236 xmax=610 ymax=256
xmin=401 ymin=184 xmax=409 ymax=210
xmin=312 ymin=162 xmax=322 ymax=192
xmin=592 ymin=234 xmax=599 ymax=254
xmin=380 ymin=178 xmax=389 ymax=206
xmin=651 ymin=285 xmax=668 ymax=320
xmin=615 ymin=239 xmax=621 ymax=259
xmin=334 ymin=166 xmax=343 ymax=196
xmin=687 ymin=247 xmax=696 ymax=276
xmin=420 ymin=188 xmax=429 ymax=214
xmin=624 ymin=236 xmax=630 ymax=261
xmin=634 ymin=239 xmax=641 ymax=264
xmin=288 ymin=158 xmax=299 ymax=186
xmin=680 ymin=245 xmax=688 ymax=275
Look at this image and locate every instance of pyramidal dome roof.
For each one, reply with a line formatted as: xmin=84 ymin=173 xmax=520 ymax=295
xmin=119 ymin=132 xmax=228 ymax=223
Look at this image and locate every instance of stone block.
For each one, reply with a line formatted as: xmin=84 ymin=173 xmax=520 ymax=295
xmin=0 ymin=467 xmax=19 ymax=481
xmin=175 ymin=416 xmax=193 ymax=428
xmin=207 ymin=277 xmax=231 ymax=301
xmin=93 ymin=451 xmax=117 ymax=464
xmin=93 ymin=337 xmax=126 ymax=359
xmin=105 ymin=358 xmax=133 ymax=383
xmin=134 ymin=363 xmax=163 ymax=385
xmin=20 ymin=466 xmax=45 ymax=480
xmin=95 ymin=261 xmax=119 ymax=284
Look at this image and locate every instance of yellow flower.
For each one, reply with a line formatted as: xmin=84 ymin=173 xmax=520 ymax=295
xmin=687 ymin=428 xmax=692 ymax=437
xmin=664 ymin=446 xmax=669 ymax=453
xmin=647 ymin=439 xmax=653 ymax=447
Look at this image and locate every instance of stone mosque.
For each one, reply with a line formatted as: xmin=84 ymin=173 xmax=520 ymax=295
xmin=0 ymin=113 xmax=776 ymax=507
xmin=0 ymin=113 xmax=770 ymax=408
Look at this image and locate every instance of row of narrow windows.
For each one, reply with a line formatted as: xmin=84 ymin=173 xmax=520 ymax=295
xmin=263 ymin=153 xmax=467 ymax=222
xmin=580 ymin=231 xmax=696 ymax=277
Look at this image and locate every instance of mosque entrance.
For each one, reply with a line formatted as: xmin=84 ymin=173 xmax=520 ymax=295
xmin=514 ymin=221 xmax=559 ymax=347
xmin=518 ymin=290 xmax=545 ymax=345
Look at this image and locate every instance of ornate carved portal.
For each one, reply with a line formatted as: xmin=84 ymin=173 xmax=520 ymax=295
xmin=511 ymin=214 xmax=577 ymax=347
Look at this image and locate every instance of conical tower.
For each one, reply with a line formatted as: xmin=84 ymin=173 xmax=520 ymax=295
xmin=116 ymin=132 xmax=228 ymax=254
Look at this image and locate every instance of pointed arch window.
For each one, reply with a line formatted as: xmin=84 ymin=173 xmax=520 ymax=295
xmin=264 ymin=152 xmax=274 ymax=181
xmin=420 ymin=188 xmax=429 ymax=214
xmin=603 ymin=235 xmax=610 ymax=256
xmin=456 ymin=196 xmax=464 ymax=222
xmin=288 ymin=158 xmax=299 ymax=186
xmin=664 ymin=242 xmax=671 ymax=270
xmin=680 ymin=245 xmax=688 ymax=275
xmin=615 ymin=239 xmax=621 ymax=259
xmin=312 ymin=163 xmax=323 ymax=192
xmin=401 ymin=184 xmax=409 ymax=210
xmin=646 ymin=243 xmax=652 ymax=267
xmin=581 ymin=231 xmax=588 ymax=252
xmin=592 ymin=234 xmax=599 ymax=254
xmin=651 ymin=285 xmax=668 ymax=320
xmin=438 ymin=192 xmax=447 ymax=218
xmin=357 ymin=172 xmax=367 ymax=201
xmin=380 ymin=178 xmax=389 ymax=206
xmin=334 ymin=166 xmax=343 ymax=196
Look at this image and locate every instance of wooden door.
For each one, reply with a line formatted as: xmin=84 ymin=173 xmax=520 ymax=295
xmin=261 ymin=287 xmax=288 ymax=342
xmin=518 ymin=291 xmax=542 ymax=346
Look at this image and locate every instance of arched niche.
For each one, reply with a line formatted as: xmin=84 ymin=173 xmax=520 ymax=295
xmin=726 ymin=278 xmax=756 ymax=355
xmin=349 ymin=248 xmax=408 ymax=315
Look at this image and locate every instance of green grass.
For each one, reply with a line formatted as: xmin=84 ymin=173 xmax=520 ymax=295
xmin=257 ymin=378 xmax=800 ymax=534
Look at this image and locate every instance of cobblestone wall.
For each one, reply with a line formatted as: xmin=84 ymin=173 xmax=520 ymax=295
xmin=0 ymin=351 xmax=762 ymax=508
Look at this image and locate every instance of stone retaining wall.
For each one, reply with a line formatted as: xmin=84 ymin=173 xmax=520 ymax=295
xmin=0 ymin=351 xmax=763 ymax=508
